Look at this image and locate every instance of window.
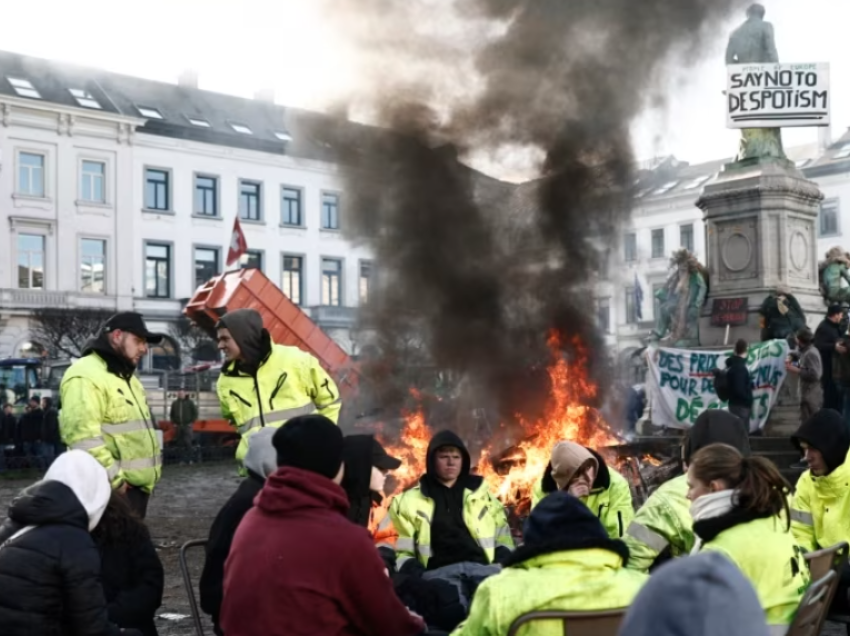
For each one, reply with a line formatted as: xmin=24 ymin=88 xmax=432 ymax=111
xmin=282 ymin=255 xmax=303 ymax=305
xmin=597 ymin=298 xmax=610 ymax=333
xmin=194 ymin=247 xmax=220 ymax=289
xmin=17 ymin=234 xmax=45 ymax=289
xmin=652 ymin=283 xmax=665 ymax=319
xmin=239 ymin=180 xmax=262 ymax=221
xmin=625 ymin=287 xmax=637 ymax=325
xmin=683 ymin=175 xmax=711 ymax=190
xmin=18 ymin=152 xmax=45 ymax=196
xmin=241 ymin=250 xmax=263 ymax=271
xmin=680 ymin=224 xmax=694 ymax=252
xmin=145 ymin=243 xmax=171 ymax=298
xmin=80 ymin=238 xmax=106 ymax=294
xmin=795 ymin=159 xmax=811 ymax=169
xmin=188 ymin=117 xmax=210 ymax=127
xmin=281 ymin=187 xmax=302 ymax=226
xmin=653 ymin=181 xmax=679 ymax=195
xmin=820 ymin=199 xmax=840 ymax=237
xmin=359 ymin=261 xmax=372 ymax=304
xmin=69 ymin=88 xmax=101 ymax=109
xmin=230 ymin=122 xmax=252 ymax=134
xmin=81 ymin=161 xmax=105 ymax=202
xmin=194 ymin=175 xmax=218 ymax=216
xmin=322 ymin=258 xmax=342 ymax=306
xmin=624 ymin=232 xmax=637 ymax=262
xmin=7 ymin=77 xmax=40 ymax=99
xmin=651 ymin=229 xmax=665 ymax=259
xmin=835 ymin=145 xmax=850 ymax=160
xmin=274 ymin=131 xmax=293 ymax=142
xmin=144 ymin=169 xmax=170 ymax=211
xmin=137 ymin=106 xmax=163 ymax=119
xmin=322 ymin=192 xmax=340 ymax=230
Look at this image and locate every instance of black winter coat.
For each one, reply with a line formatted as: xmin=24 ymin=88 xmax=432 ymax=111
xmin=0 ymin=480 xmax=123 ymax=636
xmin=199 ymin=473 xmax=264 ymax=633
xmin=97 ymin=524 xmax=164 ymax=636
xmin=0 ymin=413 xmax=16 ymax=445
xmin=42 ymin=407 xmax=61 ymax=445
xmin=725 ymin=355 xmax=753 ymax=409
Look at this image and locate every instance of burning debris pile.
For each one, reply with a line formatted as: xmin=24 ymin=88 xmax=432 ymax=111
xmin=321 ymin=0 xmax=740 ymax=503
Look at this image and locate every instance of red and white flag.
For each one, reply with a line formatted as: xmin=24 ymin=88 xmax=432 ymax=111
xmin=226 ymin=217 xmax=248 ymax=267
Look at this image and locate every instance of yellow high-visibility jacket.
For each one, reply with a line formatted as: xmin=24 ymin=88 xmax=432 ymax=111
xmin=60 ymin=352 xmax=161 ymax=492
xmin=216 ymin=344 xmax=341 ymax=468
xmin=790 ymin=452 xmax=850 ymax=552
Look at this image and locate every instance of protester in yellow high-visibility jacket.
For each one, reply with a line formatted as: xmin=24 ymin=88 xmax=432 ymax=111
xmin=215 ymin=309 xmax=341 ymax=471
xmin=688 ymin=443 xmax=809 ymax=631
xmin=530 ymin=441 xmax=634 ymax=539
xmin=60 ymin=312 xmax=162 ymax=519
xmin=452 ymin=491 xmax=647 ymax=636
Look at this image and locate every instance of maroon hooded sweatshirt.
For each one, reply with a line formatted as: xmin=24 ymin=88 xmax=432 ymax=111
xmin=220 ymin=466 xmax=425 ymax=636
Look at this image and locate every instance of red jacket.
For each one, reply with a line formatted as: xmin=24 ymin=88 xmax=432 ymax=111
xmin=220 ymin=467 xmax=425 ymax=636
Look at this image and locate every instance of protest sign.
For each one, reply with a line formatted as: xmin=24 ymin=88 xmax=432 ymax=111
xmin=726 ymin=62 xmax=830 ymax=128
xmin=646 ymin=340 xmax=790 ymax=431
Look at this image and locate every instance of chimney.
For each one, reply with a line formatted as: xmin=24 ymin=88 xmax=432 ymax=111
xmin=818 ymin=125 xmax=833 ymax=153
xmin=178 ymin=70 xmax=199 ymax=89
xmin=255 ymin=88 xmax=275 ymax=104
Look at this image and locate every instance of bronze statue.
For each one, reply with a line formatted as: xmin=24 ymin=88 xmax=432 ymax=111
xmin=648 ymin=250 xmax=708 ymax=347
xmin=819 ymin=247 xmax=850 ymax=304
xmin=725 ymin=3 xmax=786 ymax=161
xmin=759 ymin=287 xmax=806 ymax=342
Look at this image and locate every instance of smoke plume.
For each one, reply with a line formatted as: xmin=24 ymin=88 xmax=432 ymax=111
xmin=324 ymin=0 xmax=744 ymax=428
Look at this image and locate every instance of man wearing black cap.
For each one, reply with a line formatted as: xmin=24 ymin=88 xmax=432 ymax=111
xmin=790 ymin=409 xmax=850 ymax=612
xmin=815 ymin=304 xmax=845 ymax=411
xmin=220 ymin=415 xmax=425 ymax=636
xmin=60 ymin=312 xmax=163 ymax=517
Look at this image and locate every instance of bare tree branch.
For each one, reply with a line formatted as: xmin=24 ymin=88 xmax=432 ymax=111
xmin=29 ymin=307 xmax=115 ymax=358
xmin=169 ymin=316 xmax=218 ymax=365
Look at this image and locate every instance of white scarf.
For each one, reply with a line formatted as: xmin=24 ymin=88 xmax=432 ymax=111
xmin=690 ymin=489 xmax=736 ymax=554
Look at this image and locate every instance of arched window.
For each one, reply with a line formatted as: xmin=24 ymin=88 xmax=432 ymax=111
xmin=143 ymin=335 xmax=181 ymax=371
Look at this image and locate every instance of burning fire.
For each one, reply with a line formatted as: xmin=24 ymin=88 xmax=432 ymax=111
xmin=380 ymin=332 xmax=622 ymax=515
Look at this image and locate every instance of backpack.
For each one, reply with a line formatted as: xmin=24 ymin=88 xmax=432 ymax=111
xmin=712 ymin=368 xmax=730 ymax=402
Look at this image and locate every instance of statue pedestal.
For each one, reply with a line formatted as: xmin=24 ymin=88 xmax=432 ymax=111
xmin=695 ymin=158 xmax=824 ymax=435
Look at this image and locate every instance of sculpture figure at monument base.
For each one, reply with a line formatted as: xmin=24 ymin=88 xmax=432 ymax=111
xmin=819 ymin=247 xmax=850 ymax=304
xmin=648 ymin=250 xmax=708 ymax=348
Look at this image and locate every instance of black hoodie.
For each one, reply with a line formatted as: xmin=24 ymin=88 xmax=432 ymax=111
xmin=791 ymin=408 xmax=850 ymax=474
xmin=419 ymin=430 xmax=489 ymax=571
xmin=725 ymin=355 xmax=753 ymax=409
xmin=0 ymin=481 xmax=123 ymax=636
xmin=216 ymin=309 xmax=273 ymax=376
xmin=683 ymin=410 xmax=751 ymax=464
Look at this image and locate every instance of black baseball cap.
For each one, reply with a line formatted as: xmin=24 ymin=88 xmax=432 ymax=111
xmin=372 ymin=438 xmax=402 ymax=471
xmin=103 ymin=312 xmax=163 ymax=344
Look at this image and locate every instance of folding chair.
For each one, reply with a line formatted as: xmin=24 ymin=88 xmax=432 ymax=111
xmin=506 ymin=608 xmax=627 ymax=636
xmin=804 ymin=541 xmax=850 ymax=634
xmin=179 ymin=538 xmax=209 ymax=636
xmin=787 ymin=570 xmax=838 ymax=636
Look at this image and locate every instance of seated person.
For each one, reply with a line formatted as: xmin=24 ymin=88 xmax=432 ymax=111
xmin=624 ymin=409 xmax=752 ymax=572
xmin=688 ymin=443 xmax=809 ymax=630
xmin=200 ymin=428 xmax=277 ymax=635
xmin=220 ymin=415 xmax=425 ymax=636
xmin=342 ymin=434 xmax=403 ymax=571
xmin=390 ymin=430 xmax=513 ymax=575
xmin=531 ymin=441 xmax=634 ymax=538
xmin=789 ymin=408 xmax=850 ymax=612
xmin=618 ymin=551 xmax=771 ymax=636
xmin=452 ymin=491 xmax=647 ymax=635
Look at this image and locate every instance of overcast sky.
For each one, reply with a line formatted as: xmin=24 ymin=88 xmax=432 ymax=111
xmin=4 ymin=0 xmax=846 ymax=175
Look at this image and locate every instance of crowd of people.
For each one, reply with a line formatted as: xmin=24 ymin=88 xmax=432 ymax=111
xmin=0 ymin=308 xmax=847 ymax=635
xmin=0 ymin=395 xmax=62 ymax=470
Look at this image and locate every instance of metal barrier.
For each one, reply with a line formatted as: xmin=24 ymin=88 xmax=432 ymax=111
xmin=179 ymin=539 xmax=209 ymax=636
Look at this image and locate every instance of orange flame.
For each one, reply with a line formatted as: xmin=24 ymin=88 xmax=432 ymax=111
xmin=381 ymin=332 xmax=623 ymax=514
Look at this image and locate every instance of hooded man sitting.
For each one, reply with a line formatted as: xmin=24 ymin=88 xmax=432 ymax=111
xmin=390 ymin=430 xmax=513 ymax=575
xmin=200 ymin=427 xmax=277 ymax=635
xmin=215 ymin=308 xmax=342 ymax=473
xmin=790 ymin=408 xmax=850 ymax=612
xmin=623 ymin=409 xmax=752 ymax=572
xmin=453 ymin=491 xmax=647 ymax=636
xmin=531 ymin=441 xmax=634 ymax=538
xmin=220 ymin=415 xmax=425 ymax=636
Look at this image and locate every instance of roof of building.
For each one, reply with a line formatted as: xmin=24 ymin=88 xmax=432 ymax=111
xmin=0 ymin=49 xmax=377 ymax=162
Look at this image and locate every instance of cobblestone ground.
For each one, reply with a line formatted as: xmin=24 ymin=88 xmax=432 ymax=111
xmin=1 ymin=462 xmax=846 ymax=636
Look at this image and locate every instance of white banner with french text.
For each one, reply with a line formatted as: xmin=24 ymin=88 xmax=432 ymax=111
xmin=646 ymin=340 xmax=790 ymax=431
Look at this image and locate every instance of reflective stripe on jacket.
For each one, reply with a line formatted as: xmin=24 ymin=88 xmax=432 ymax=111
xmin=531 ymin=467 xmax=635 ymax=539
xmin=59 ymin=353 xmax=161 ymax=492
xmin=216 ymin=344 xmax=342 ymax=468
xmin=700 ymin=515 xmax=810 ymax=628
xmin=452 ymin=548 xmax=647 ymax=636
xmin=623 ymin=474 xmax=693 ymax=572
xmin=791 ymin=453 xmax=850 ymax=552
xmin=390 ymin=479 xmax=513 ymax=569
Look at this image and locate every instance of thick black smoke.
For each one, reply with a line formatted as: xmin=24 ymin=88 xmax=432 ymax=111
xmin=325 ymin=0 xmax=744 ymax=428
